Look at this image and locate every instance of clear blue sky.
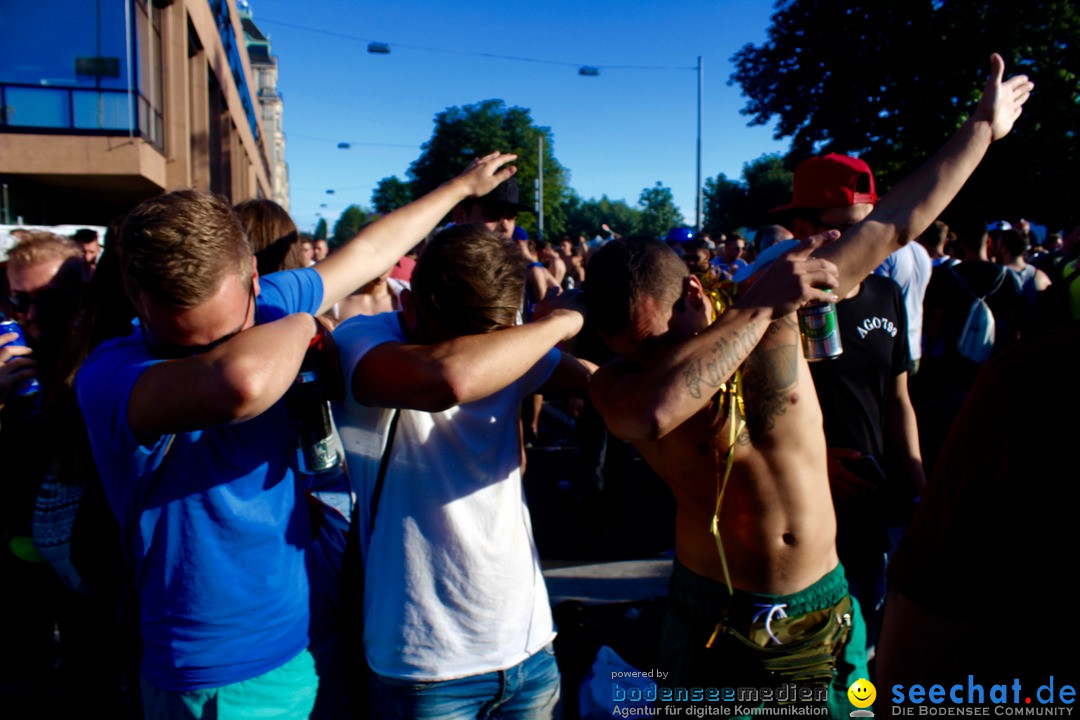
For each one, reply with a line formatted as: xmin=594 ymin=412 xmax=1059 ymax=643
xmin=250 ymin=0 xmax=792 ymax=234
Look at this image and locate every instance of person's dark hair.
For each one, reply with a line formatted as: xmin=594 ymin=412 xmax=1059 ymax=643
xmin=411 ymin=224 xmax=524 ymax=337
xmin=234 ymin=199 xmax=303 ymax=276
xmin=954 ymin=219 xmax=989 ymax=256
xmin=918 ymin=220 xmax=949 ymax=251
xmin=683 ymin=239 xmax=710 ymax=256
xmin=585 ymin=236 xmax=688 ymax=338
xmin=119 ymin=189 xmax=251 ymax=308
xmin=999 ymin=228 xmax=1029 ymax=258
xmin=72 ymin=228 xmax=99 ymax=245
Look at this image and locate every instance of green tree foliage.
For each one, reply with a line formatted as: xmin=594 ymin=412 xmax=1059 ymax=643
xmin=407 ymin=99 xmax=571 ymax=237
xmin=702 ymin=174 xmax=745 ymax=237
xmin=371 ymin=176 xmax=414 ymax=215
xmin=731 ymin=1 xmax=1080 ymax=226
xmin=560 ymin=191 xmax=642 ymax=239
xmin=313 ymin=217 xmax=328 ymax=241
xmin=636 ymin=182 xmax=685 ymax=240
xmin=332 ymin=205 xmax=372 ymax=249
xmin=740 ymin=154 xmax=795 ymax=229
xmin=704 ymin=154 xmax=794 ymax=235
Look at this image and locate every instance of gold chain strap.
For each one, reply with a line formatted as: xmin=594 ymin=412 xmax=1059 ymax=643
xmin=697 ymin=275 xmax=747 ymax=649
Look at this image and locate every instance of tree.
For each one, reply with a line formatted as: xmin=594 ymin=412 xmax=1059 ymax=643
xmin=313 ymin=217 xmax=327 ymax=241
xmin=636 ymin=182 xmax=684 ymax=240
xmin=371 ymin=176 xmax=413 ymax=215
xmin=731 ymin=1 xmax=1080 ymax=226
xmin=332 ymin=205 xmax=372 ymax=249
xmin=702 ymin=173 xmax=746 ymax=237
xmin=740 ymin=154 xmax=794 ymax=229
xmin=560 ymin=191 xmax=642 ymax=239
xmin=703 ymin=154 xmax=795 ymax=235
xmin=407 ymin=99 xmax=571 ymax=238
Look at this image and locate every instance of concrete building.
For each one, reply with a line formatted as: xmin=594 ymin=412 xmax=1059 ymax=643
xmin=240 ymin=5 xmax=289 ymax=211
xmin=0 ymin=0 xmax=273 ymax=226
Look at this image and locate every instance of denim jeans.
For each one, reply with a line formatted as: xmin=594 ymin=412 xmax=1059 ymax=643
xmin=369 ymin=644 xmax=560 ymax=720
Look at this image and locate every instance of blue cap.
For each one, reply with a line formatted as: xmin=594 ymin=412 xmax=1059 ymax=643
xmin=665 ymin=227 xmax=694 ymax=243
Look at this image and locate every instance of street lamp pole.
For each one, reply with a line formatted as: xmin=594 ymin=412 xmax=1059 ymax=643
xmin=696 ymin=55 xmax=703 ymax=233
xmin=537 ymin=135 xmax=544 ymax=242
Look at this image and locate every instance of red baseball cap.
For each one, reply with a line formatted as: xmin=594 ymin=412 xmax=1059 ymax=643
xmin=772 ymin=153 xmax=878 ymax=212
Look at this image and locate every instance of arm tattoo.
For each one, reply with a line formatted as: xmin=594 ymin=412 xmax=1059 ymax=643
xmin=682 ymin=325 xmax=760 ymax=399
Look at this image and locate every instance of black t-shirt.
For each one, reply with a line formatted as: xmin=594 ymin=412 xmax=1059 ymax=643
xmin=809 ymin=274 xmax=912 ymax=460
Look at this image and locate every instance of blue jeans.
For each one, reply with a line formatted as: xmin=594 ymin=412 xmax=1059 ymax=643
xmin=369 ymin=644 xmax=560 ymax=720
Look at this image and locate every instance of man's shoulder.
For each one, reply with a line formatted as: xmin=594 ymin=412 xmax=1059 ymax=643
xmin=78 ymin=331 xmax=152 ymax=386
xmin=335 ymin=311 xmax=403 ymax=344
xmin=863 ymin=272 xmax=903 ymax=296
xmin=257 ymin=267 xmax=323 ymax=319
xmin=334 ymin=311 xmax=406 ymax=375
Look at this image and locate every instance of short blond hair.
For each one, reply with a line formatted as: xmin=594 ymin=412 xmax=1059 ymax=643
xmin=7 ymin=231 xmax=83 ymax=271
xmin=119 ymin=189 xmax=251 ymax=308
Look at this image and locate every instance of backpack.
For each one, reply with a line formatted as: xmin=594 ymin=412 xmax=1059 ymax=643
xmin=949 ymin=265 xmax=1007 ymax=363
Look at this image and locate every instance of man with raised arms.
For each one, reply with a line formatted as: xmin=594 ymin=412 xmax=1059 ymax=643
xmin=586 ymin=56 xmax=1031 ymax=716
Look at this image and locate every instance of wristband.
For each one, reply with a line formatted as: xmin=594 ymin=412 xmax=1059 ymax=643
xmin=527 ymin=261 xmax=544 ymax=269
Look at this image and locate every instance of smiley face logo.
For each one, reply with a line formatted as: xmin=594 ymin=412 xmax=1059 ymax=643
xmin=848 ymin=678 xmax=876 ymax=708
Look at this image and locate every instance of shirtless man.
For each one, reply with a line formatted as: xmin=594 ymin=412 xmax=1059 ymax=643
xmin=586 ymin=55 xmax=1031 ymax=714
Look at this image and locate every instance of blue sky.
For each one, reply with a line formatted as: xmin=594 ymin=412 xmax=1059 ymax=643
xmin=249 ymin=0 xmax=792 ymax=233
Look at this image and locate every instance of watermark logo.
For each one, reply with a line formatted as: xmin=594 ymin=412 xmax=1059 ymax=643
xmin=849 ymin=678 xmax=877 ymax=717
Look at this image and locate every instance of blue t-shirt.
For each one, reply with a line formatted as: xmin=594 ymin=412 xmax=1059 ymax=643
xmin=76 ymin=268 xmax=323 ymax=691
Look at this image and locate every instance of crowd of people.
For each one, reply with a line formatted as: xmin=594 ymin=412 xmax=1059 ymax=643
xmin=0 ymin=54 xmax=1071 ymax=720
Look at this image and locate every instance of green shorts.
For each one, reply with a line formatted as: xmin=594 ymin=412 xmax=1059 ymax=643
xmin=661 ymin=560 xmax=867 ymax=720
xmin=140 ymin=648 xmax=317 ymax=720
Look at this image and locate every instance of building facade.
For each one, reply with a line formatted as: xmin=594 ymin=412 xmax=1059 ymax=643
xmin=240 ymin=6 xmax=288 ymax=211
xmin=0 ymin=0 xmax=273 ymax=225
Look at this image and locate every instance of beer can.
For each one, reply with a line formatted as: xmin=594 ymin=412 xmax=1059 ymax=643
xmin=797 ymin=297 xmax=842 ymax=361
xmin=0 ymin=319 xmax=41 ymax=396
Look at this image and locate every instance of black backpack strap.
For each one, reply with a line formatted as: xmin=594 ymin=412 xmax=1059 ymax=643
xmin=369 ymin=408 xmax=401 ymax=529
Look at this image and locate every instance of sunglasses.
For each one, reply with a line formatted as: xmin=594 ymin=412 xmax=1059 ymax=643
xmin=7 ymin=286 xmax=70 ymax=314
xmin=140 ymin=283 xmax=255 ymax=360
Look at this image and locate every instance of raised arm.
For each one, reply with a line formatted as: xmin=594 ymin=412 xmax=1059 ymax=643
xmin=818 ymin=53 xmax=1033 ymax=297
xmin=128 ymin=313 xmax=319 ymax=442
xmin=591 ymin=240 xmax=839 ymax=442
xmin=351 ymin=307 xmax=585 ymax=412
xmin=314 ymin=152 xmax=518 ymax=314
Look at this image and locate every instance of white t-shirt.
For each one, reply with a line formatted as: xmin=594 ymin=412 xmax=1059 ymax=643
xmin=333 ymin=312 xmax=560 ymax=681
xmin=875 ymin=242 xmax=933 ymax=361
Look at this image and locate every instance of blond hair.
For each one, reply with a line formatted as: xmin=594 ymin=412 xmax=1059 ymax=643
xmin=7 ymin=231 xmax=82 ymax=270
xmin=119 ymin=189 xmax=251 ymax=307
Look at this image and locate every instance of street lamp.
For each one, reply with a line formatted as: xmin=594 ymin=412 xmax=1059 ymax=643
xmin=578 ymin=57 xmax=704 ymax=231
xmin=367 ymin=42 xmax=390 ymax=55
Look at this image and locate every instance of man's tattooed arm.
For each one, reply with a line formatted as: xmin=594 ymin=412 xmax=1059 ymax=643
xmin=682 ymin=325 xmax=762 ymax=399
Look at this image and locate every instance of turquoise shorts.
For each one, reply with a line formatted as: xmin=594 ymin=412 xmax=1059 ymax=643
xmin=140 ymin=648 xmax=318 ymax=720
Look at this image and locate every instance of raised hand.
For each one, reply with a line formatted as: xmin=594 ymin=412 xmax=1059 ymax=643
xmin=737 ymin=231 xmax=841 ymax=321
xmin=454 ymin=151 xmax=518 ymax=198
xmin=973 ymin=53 xmax=1034 ymax=142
